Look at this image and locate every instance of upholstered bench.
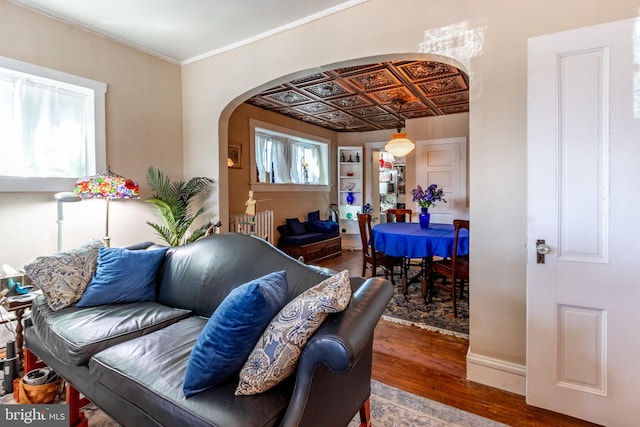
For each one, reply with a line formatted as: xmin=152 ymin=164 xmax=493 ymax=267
xmin=277 ymin=211 xmax=341 ymax=263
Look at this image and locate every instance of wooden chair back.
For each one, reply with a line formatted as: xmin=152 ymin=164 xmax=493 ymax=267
xmin=386 ymin=209 xmax=412 ymax=223
xmin=357 ymin=213 xmax=402 ymax=284
xmin=429 ymin=219 xmax=469 ymax=317
xmin=357 ymin=213 xmax=375 ymax=262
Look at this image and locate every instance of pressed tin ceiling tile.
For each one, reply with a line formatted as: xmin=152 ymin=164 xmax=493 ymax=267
xmin=246 ymin=60 xmax=469 ymax=132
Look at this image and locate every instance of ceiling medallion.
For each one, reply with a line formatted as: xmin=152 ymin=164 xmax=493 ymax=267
xmin=305 ymin=81 xmax=349 ymax=98
xmin=265 ymin=90 xmax=310 ymax=105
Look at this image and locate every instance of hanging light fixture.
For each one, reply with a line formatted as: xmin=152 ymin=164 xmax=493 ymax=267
xmin=384 ymin=98 xmax=415 ymax=158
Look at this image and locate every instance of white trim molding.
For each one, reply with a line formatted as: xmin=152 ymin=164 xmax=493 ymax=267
xmin=466 ymin=349 xmax=526 ymax=396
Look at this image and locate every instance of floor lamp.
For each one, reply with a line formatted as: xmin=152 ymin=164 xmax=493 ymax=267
xmin=54 ymin=192 xmax=81 ymax=253
xmin=73 ymin=171 xmax=140 ymax=247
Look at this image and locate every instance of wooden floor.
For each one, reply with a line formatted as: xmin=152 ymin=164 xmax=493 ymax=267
xmin=316 ymin=250 xmax=600 ymax=427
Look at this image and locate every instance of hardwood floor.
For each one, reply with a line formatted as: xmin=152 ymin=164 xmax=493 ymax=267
xmin=316 ymin=250 xmax=600 ymax=427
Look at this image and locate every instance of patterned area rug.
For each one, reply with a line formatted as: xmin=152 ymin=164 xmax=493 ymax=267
xmin=383 ymin=275 xmax=469 ymax=338
xmin=0 ymin=380 xmax=504 ymax=427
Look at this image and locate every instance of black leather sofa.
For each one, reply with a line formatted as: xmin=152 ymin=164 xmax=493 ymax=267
xmin=23 ymin=233 xmax=392 ymax=427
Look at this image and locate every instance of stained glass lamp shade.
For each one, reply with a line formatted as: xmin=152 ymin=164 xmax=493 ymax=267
xmin=74 ymin=171 xmax=139 ymax=247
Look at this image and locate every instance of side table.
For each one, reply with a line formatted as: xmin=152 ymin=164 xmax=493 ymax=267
xmin=1 ymin=292 xmax=39 ymax=368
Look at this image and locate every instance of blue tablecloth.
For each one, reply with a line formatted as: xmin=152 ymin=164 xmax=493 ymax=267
xmin=372 ymin=222 xmax=469 ymax=259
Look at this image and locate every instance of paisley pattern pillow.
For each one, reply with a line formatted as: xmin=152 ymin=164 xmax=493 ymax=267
xmin=23 ymin=239 xmax=103 ymax=311
xmin=235 ymin=270 xmax=352 ymax=396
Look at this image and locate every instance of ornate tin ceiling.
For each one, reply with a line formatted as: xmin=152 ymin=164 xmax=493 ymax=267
xmin=245 ymin=60 xmax=469 ymax=132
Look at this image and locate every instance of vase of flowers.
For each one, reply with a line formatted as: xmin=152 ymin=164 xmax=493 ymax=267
xmin=411 ymin=184 xmax=446 ymax=229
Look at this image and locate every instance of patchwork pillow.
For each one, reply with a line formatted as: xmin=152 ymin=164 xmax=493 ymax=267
xmin=285 ymin=218 xmax=306 ymax=236
xmin=235 ymin=270 xmax=352 ymax=396
xmin=23 ymin=239 xmax=103 ymax=311
xmin=307 ymin=210 xmax=320 ymax=224
xmin=183 ymin=270 xmax=289 ymax=397
xmin=76 ymin=246 xmax=168 ymax=307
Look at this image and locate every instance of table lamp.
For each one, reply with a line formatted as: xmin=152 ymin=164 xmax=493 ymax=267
xmin=73 ymin=171 xmax=139 ymax=247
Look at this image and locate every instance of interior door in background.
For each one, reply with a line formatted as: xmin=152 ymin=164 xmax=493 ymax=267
xmin=416 ymin=137 xmax=467 ymax=224
xmin=527 ymin=18 xmax=640 ymax=427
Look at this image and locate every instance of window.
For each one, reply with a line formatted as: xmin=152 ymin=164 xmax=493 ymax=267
xmin=250 ymin=120 xmax=329 ymax=191
xmin=0 ymin=56 xmax=106 ymax=192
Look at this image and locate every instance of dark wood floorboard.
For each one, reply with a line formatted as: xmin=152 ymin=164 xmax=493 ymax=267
xmin=316 ymin=250 xmax=600 ymax=427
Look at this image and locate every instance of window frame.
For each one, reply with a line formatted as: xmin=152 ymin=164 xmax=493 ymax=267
xmin=249 ymin=119 xmax=330 ymax=193
xmin=0 ymin=56 xmax=107 ymax=192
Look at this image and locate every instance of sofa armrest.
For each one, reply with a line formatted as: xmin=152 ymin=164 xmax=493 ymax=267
xmin=280 ymin=276 xmax=393 ymax=427
xmin=299 ymin=276 xmax=390 ymax=373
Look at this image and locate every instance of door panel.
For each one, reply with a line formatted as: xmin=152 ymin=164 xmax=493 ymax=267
xmin=527 ymin=18 xmax=640 ymax=426
xmin=416 ymin=137 xmax=467 ymax=223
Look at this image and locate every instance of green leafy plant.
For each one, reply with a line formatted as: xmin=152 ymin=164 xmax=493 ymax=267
xmin=145 ymin=166 xmax=213 ymax=246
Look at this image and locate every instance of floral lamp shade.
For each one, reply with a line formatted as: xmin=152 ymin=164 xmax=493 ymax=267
xmin=74 ymin=172 xmax=139 ymax=200
xmin=73 ymin=171 xmax=140 ymax=246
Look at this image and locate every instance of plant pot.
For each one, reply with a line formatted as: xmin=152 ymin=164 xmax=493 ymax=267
xmin=419 ymin=207 xmax=430 ymax=229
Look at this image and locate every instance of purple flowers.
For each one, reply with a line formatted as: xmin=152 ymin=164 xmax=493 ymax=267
xmin=411 ymin=184 xmax=446 ymax=209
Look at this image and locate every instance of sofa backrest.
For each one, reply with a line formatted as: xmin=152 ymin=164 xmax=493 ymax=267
xmin=155 ymin=233 xmax=353 ymax=318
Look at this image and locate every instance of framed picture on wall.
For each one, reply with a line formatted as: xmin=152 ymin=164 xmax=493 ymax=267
xmin=228 ymin=143 xmax=241 ymax=169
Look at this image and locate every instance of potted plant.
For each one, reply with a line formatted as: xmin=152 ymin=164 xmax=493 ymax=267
xmin=411 ymin=184 xmax=446 ymax=229
xmin=145 ymin=166 xmax=214 ymax=246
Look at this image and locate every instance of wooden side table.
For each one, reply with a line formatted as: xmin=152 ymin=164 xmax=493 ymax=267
xmin=2 ymin=292 xmax=39 ymax=368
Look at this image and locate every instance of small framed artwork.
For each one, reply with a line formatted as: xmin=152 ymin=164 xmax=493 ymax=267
xmin=228 ymin=143 xmax=241 ymax=169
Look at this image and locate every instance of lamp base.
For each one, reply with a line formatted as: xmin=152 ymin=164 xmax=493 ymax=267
xmin=103 ymin=236 xmax=111 ymax=247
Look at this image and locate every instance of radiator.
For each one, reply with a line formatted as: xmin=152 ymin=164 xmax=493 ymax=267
xmin=229 ymin=210 xmax=274 ymax=245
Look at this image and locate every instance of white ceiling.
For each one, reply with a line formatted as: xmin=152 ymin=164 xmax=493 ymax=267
xmin=9 ymin=0 xmax=366 ymax=64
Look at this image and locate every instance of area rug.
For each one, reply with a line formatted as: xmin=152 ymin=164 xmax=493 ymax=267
xmin=383 ymin=278 xmax=469 ymax=338
xmin=1 ymin=380 xmax=504 ymax=427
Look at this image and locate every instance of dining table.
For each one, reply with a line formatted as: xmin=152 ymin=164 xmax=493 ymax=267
xmin=372 ymin=222 xmax=469 ymax=298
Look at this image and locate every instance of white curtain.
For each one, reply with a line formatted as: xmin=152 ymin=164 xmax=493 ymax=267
xmin=255 ymin=131 xmax=323 ymax=184
xmin=0 ymin=71 xmax=89 ymax=178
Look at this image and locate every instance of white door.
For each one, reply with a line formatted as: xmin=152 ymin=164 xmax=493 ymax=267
xmin=416 ymin=137 xmax=468 ymax=223
xmin=527 ymin=18 xmax=640 ymax=426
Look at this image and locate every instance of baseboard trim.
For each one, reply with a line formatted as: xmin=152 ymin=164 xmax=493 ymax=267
xmin=466 ymin=349 xmax=526 ymax=396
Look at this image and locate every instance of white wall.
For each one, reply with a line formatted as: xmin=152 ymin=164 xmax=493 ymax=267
xmin=181 ymin=0 xmax=639 ymax=394
xmin=0 ymin=0 xmax=185 ymax=267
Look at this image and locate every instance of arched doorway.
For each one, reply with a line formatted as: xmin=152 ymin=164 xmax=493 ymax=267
xmin=220 ymin=54 xmax=471 ymax=335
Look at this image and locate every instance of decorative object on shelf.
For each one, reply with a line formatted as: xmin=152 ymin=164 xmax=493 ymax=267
xmin=355 ymin=152 xmax=360 ymax=162
xmin=74 ymin=170 xmax=140 ymax=246
xmin=144 ymin=166 xmax=214 ymax=246
xmin=348 ymin=155 xmax=353 ymax=162
xmin=411 ymin=184 xmax=447 ymax=229
xmin=362 ymin=203 xmax=372 ymax=214
xmin=54 ymin=191 xmax=81 ymax=252
xmin=345 ymin=182 xmax=356 ymax=191
xmin=385 ymin=98 xmax=415 ymax=158
xmin=340 ymin=152 xmax=345 ymax=162
xmin=301 ymin=161 xmax=309 ymax=184
xmin=346 ymin=192 xmax=355 ymax=205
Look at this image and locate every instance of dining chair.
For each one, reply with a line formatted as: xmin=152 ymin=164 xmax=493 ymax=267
xmin=357 ymin=213 xmax=403 ymax=284
xmin=428 ymin=219 xmax=469 ymax=318
xmin=385 ymin=209 xmax=412 ymax=223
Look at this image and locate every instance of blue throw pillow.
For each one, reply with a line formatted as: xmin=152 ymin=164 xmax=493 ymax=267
xmin=307 ymin=210 xmax=320 ymax=224
xmin=286 ymin=218 xmax=307 ymax=235
xmin=311 ymin=220 xmax=339 ymax=233
xmin=183 ymin=270 xmax=289 ymax=397
xmin=76 ymin=247 xmax=168 ymax=307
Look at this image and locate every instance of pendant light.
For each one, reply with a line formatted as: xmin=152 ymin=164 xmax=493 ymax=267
xmin=384 ymin=98 xmax=415 ymax=158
